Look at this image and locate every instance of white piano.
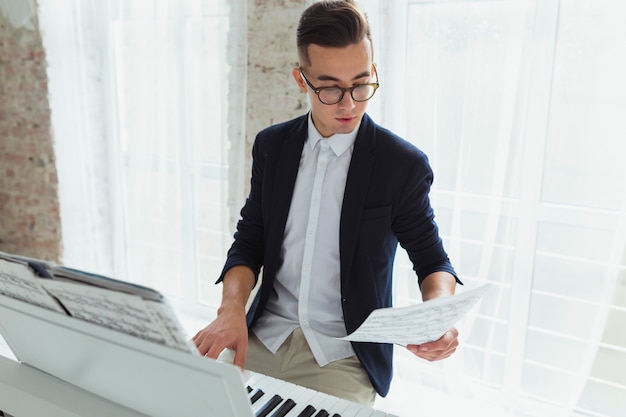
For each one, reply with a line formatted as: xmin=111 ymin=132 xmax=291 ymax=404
xmin=0 ymin=295 xmax=396 ymax=417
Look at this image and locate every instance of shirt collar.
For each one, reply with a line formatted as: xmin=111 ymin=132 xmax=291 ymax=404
xmin=306 ymin=112 xmax=359 ymax=156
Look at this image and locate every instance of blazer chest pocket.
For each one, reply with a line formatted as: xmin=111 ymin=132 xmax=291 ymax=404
xmin=361 ymin=204 xmax=392 ymax=220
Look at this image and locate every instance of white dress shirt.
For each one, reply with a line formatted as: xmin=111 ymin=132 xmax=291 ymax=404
xmin=252 ymin=113 xmax=360 ymax=366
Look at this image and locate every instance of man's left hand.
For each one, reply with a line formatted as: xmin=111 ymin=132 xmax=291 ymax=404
xmin=406 ymin=327 xmax=459 ymax=361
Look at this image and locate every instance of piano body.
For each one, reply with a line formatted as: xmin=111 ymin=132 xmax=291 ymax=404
xmin=0 ymin=295 xmax=397 ymax=417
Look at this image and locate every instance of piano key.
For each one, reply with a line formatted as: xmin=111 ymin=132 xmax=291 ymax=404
xmin=250 ymin=377 xmax=289 ymax=413
xmin=281 ymin=387 xmax=318 ymax=416
xmin=245 ymin=371 xmax=398 ymax=417
xmin=296 ymin=405 xmax=316 ymax=417
xmin=247 ymin=377 xmax=319 ymax=417
xmin=356 ymin=409 xmax=386 ymax=417
xmin=250 ymin=376 xmax=305 ymax=417
xmin=312 ymin=392 xmax=345 ymax=415
xmin=256 ymin=394 xmax=283 ymax=417
xmin=335 ymin=402 xmax=371 ymax=417
xmin=269 ymin=398 xmax=296 ymax=417
xmin=250 ymin=387 xmax=265 ymax=404
xmin=247 ymin=372 xmax=270 ymax=388
xmin=278 ymin=385 xmax=319 ymax=417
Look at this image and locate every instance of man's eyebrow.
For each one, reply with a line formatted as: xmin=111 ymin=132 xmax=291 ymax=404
xmin=317 ymin=71 xmax=371 ymax=82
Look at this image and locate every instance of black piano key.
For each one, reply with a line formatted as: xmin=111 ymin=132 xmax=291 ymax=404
xmin=255 ymin=394 xmax=283 ymax=417
xmin=250 ymin=388 xmax=265 ymax=404
xmin=313 ymin=410 xmax=330 ymax=417
xmin=269 ymin=398 xmax=296 ymax=417
xmin=247 ymin=385 xmax=253 ymax=393
xmin=331 ymin=414 xmax=342 ymax=417
xmin=297 ymin=405 xmax=317 ymax=417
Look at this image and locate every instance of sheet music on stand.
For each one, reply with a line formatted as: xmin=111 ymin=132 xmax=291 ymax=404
xmin=0 ymin=251 xmax=255 ymax=417
xmin=0 ymin=251 xmax=195 ymax=354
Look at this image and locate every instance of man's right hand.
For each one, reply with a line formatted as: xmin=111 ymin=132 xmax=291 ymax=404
xmin=191 ymin=265 xmax=256 ymax=370
xmin=192 ymin=304 xmax=249 ymax=369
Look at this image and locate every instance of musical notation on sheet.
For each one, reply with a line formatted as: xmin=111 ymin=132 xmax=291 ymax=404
xmin=0 ymin=259 xmax=65 ymax=313
xmin=39 ymin=280 xmax=192 ymax=352
xmin=337 ymin=284 xmax=492 ymax=346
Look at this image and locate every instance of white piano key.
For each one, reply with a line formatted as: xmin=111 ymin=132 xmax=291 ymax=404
xmin=246 ymin=372 xmax=269 ymax=388
xmin=282 ymin=387 xmax=319 ymax=416
xmin=310 ymin=391 xmax=345 ymax=415
xmin=337 ymin=402 xmax=372 ymax=417
xmin=326 ymin=397 xmax=355 ymax=416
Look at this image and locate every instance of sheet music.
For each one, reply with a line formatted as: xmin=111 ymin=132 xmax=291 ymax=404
xmin=337 ymin=284 xmax=491 ymax=346
xmin=146 ymin=301 xmax=199 ymax=354
xmin=0 ymin=259 xmax=65 ymax=313
xmin=39 ymin=280 xmax=193 ymax=352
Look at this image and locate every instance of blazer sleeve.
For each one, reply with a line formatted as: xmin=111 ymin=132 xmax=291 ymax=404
xmin=391 ymin=146 xmax=460 ymax=286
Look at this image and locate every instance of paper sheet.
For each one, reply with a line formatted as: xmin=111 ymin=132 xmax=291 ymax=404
xmin=337 ymin=284 xmax=492 ymax=346
xmin=40 ymin=279 xmax=193 ymax=352
xmin=0 ymin=259 xmax=65 ymax=313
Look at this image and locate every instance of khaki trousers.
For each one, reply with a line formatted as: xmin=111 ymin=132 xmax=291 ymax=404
xmin=221 ymin=328 xmax=376 ymax=406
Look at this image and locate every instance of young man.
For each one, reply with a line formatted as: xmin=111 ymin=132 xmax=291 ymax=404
xmin=193 ymin=0 xmax=461 ymax=406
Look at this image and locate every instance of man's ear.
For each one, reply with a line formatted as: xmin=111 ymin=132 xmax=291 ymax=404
xmin=292 ymin=67 xmax=307 ymax=93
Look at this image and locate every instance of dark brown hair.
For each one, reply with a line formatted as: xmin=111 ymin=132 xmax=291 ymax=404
xmin=296 ymin=0 xmax=373 ymax=67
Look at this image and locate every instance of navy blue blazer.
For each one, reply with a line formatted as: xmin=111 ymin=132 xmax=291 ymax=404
xmin=219 ymin=113 xmax=457 ymax=396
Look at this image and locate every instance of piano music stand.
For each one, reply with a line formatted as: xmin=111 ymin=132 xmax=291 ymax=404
xmin=0 ymin=295 xmax=254 ymax=417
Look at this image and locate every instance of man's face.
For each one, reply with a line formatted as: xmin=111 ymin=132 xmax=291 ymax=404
xmin=293 ymin=39 xmax=375 ymax=138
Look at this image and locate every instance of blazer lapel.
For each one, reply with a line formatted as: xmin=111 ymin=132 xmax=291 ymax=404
xmin=340 ymin=114 xmax=376 ymax=280
xmin=264 ymin=117 xmax=307 ymax=267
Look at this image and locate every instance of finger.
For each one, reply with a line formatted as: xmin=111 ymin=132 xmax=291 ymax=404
xmin=407 ymin=331 xmax=459 ymax=360
xmin=194 ymin=333 xmax=218 ymax=356
xmin=422 ymin=328 xmax=459 ymax=350
xmin=206 ymin=343 xmax=225 ymax=360
xmin=195 ymin=338 xmax=212 ymax=356
xmin=232 ymin=343 xmax=248 ymax=370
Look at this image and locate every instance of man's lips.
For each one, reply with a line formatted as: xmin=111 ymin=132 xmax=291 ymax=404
xmin=336 ymin=116 xmax=356 ymax=123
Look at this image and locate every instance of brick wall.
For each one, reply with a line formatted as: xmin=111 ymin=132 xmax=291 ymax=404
xmin=0 ymin=9 xmax=61 ymax=262
xmin=246 ymin=0 xmax=308 ymax=140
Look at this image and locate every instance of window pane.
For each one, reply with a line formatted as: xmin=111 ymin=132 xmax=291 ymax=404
xmin=406 ymin=0 xmax=530 ymax=197
xmin=108 ymin=2 xmax=232 ymax=311
xmin=542 ymin=0 xmax=626 ymax=210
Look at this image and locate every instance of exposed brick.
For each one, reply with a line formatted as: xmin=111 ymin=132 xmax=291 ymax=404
xmin=0 ymin=12 xmax=61 ymax=263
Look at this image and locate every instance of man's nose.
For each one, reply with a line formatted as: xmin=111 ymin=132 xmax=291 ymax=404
xmin=337 ymin=91 xmax=356 ymax=109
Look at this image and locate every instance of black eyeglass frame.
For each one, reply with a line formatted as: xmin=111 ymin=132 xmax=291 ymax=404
xmin=298 ymin=65 xmax=380 ymax=105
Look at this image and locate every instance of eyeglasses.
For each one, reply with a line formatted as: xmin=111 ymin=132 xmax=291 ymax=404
xmin=298 ymin=66 xmax=379 ymax=105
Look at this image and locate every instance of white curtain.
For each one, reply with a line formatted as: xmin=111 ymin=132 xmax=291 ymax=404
xmin=39 ymin=0 xmax=246 ymax=325
xmin=375 ymin=1 xmax=626 ymax=416
xmin=39 ymin=0 xmax=626 ymax=416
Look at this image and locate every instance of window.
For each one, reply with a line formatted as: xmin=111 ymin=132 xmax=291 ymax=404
xmin=374 ymin=1 xmax=626 ymax=415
